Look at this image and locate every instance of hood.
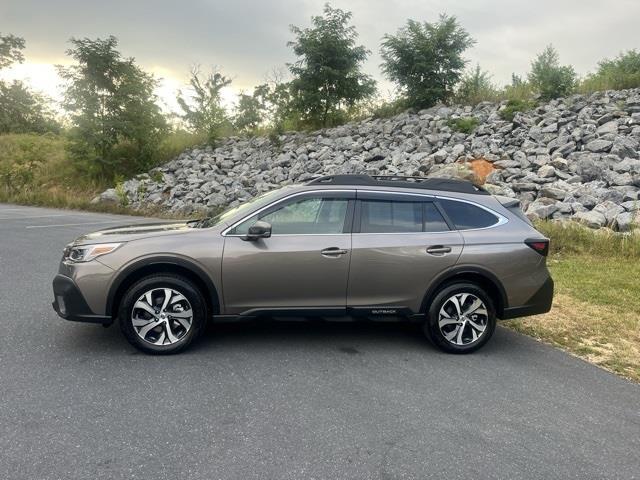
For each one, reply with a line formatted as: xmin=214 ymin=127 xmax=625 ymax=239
xmin=73 ymin=221 xmax=196 ymax=245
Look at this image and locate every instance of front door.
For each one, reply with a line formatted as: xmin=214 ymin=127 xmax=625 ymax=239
xmin=221 ymin=191 xmax=355 ymax=315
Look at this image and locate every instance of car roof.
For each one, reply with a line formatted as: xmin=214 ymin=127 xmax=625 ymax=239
xmin=306 ymin=174 xmax=489 ymax=196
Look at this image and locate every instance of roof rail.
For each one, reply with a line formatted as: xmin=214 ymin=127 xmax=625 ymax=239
xmin=307 ymin=174 xmax=488 ymax=195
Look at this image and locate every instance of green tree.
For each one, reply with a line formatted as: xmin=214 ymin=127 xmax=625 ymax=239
xmin=528 ymin=45 xmax=576 ymax=100
xmin=177 ymin=67 xmax=232 ymax=144
xmin=58 ymin=36 xmax=166 ymax=178
xmin=234 ymin=85 xmax=269 ymax=133
xmin=0 ymin=33 xmax=59 ymax=134
xmin=0 ymin=33 xmax=25 ymax=68
xmin=0 ymin=81 xmax=59 ymax=134
xmin=582 ymin=50 xmax=640 ymax=91
xmin=288 ymin=4 xmax=376 ymax=128
xmin=381 ymin=15 xmax=475 ymax=109
xmin=455 ymin=64 xmax=499 ymax=105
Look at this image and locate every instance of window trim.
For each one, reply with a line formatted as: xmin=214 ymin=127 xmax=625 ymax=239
xmin=221 ymin=189 xmax=356 ymax=237
xmin=353 ymin=191 xmax=507 ymax=234
xmin=221 ymin=188 xmax=507 ymax=237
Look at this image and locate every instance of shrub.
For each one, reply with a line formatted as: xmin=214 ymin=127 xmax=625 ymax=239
xmin=448 ymin=117 xmax=479 ymax=134
xmin=528 ymin=45 xmax=576 ymax=100
xmin=177 ymin=67 xmax=232 ymax=145
xmin=365 ymin=97 xmax=407 ymax=119
xmin=455 ymin=65 xmax=500 ymax=105
xmin=499 ymin=99 xmax=536 ymax=122
xmin=0 ymin=133 xmax=68 ymax=192
xmin=580 ymin=50 xmax=640 ymax=92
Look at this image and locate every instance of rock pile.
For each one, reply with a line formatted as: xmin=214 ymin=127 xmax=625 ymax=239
xmin=95 ymin=88 xmax=640 ymax=231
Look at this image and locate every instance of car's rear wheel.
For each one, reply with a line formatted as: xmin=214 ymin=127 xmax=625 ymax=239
xmin=423 ymin=282 xmax=496 ymax=354
xmin=119 ymin=274 xmax=206 ymax=354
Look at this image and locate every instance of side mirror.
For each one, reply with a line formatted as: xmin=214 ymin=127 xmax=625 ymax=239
xmin=243 ymin=220 xmax=272 ymax=241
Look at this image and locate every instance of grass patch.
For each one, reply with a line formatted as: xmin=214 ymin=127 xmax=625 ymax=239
xmin=504 ymin=221 xmax=640 ymax=381
xmin=536 ymin=220 xmax=640 ymax=258
xmin=504 ymin=255 xmax=640 ymax=381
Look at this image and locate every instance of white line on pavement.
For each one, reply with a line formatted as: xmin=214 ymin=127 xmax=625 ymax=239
xmin=0 ymin=214 xmax=70 ymax=220
xmin=25 ymin=220 xmax=126 ymax=229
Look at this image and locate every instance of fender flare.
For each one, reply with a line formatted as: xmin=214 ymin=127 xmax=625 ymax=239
xmin=420 ymin=265 xmax=508 ymax=315
xmin=105 ymin=255 xmax=220 ymax=317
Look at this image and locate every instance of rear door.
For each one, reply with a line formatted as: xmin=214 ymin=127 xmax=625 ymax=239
xmin=221 ymin=191 xmax=355 ymax=315
xmin=347 ymin=191 xmax=464 ymax=314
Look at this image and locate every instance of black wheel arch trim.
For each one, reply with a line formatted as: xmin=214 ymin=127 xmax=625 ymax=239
xmin=420 ymin=265 xmax=508 ymax=316
xmin=105 ymin=255 xmax=220 ymax=318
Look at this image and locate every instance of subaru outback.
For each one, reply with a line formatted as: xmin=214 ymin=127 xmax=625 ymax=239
xmin=52 ymin=175 xmax=553 ymax=354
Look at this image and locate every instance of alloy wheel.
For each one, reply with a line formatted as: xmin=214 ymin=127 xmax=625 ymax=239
xmin=438 ymin=293 xmax=488 ymax=346
xmin=131 ymin=288 xmax=193 ymax=346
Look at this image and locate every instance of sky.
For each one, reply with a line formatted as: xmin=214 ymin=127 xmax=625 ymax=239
xmin=1 ymin=0 xmax=639 ymax=113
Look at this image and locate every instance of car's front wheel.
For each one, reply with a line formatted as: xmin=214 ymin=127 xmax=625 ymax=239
xmin=423 ymin=282 xmax=496 ymax=354
xmin=119 ymin=274 xmax=206 ymax=354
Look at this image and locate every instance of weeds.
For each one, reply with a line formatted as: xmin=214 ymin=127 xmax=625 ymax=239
xmin=499 ymin=99 xmax=537 ymax=122
xmin=448 ymin=117 xmax=479 ymax=134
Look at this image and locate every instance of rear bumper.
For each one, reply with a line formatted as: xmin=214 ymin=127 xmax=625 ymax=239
xmin=52 ymin=274 xmax=111 ymax=324
xmin=500 ymin=276 xmax=554 ymax=320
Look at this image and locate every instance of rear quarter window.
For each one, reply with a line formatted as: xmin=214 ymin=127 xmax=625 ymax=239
xmin=438 ymin=198 xmax=500 ymax=230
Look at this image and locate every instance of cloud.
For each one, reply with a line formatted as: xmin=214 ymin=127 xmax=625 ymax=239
xmin=2 ymin=0 xmax=639 ymax=107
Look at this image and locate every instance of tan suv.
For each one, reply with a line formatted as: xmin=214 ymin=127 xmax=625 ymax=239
xmin=52 ymin=175 xmax=553 ymax=354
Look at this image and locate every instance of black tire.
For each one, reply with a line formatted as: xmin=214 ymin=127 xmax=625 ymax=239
xmin=423 ymin=282 xmax=496 ymax=354
xmin=119 ymin=274 xmax=207 ymax=355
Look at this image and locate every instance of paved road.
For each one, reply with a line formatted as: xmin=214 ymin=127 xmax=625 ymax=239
xmin=1 ymin=203 xmax=638 ymax=480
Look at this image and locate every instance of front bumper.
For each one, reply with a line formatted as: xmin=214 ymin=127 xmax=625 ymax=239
xmin=500 ymin=276 xmax=554 ymax=320
xmin=52 ymin=274 xmax=111 ymax=324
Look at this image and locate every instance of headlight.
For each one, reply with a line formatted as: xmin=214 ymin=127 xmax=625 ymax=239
xmin=63 ymin=243 xmax=123 ymax=263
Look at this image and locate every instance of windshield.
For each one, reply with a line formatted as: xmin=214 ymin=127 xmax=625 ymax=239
xmin=195 ymin=186 xmax=293 ymax=228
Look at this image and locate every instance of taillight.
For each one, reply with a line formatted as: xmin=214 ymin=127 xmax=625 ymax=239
xmin=525 ymin=239 xmax=549 ymax=256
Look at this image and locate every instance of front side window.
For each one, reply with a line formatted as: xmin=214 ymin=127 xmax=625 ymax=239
xmin=231 ymin=197 xmax=349 ymax=235
xmin=438 ymin=198 xmax=500 ymax=230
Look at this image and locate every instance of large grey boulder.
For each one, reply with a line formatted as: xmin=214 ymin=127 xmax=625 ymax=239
xmin=593 ymin=201 xmax=625 ymax=224
xmin=525 ymin=198 xmax=558 ymax=220
xmin=539 ymin=186 xmax=567 ymax=201
xmin=614 ymin=211 xmax=640 ymax=232
xmin=585 ymin=139 xmax=613 ymax=153
xmin=573 ymin=210 xmax=607 ymax=229
xmin=91 ymin=188 xmax=119 ymax=205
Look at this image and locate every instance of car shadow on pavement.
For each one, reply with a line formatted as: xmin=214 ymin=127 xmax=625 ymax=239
xmin=56 ymin=316 xmax=515 ymax=358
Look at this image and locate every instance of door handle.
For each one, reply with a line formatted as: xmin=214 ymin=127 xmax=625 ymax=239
xmin=426 ymin=245 xmax=452 ymax=255
xmin=321 ymin=247 xmax=348 ymax=257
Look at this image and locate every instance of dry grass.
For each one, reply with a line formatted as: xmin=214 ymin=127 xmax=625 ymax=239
xmin=504 ymin=255 xmax=640 ymax=382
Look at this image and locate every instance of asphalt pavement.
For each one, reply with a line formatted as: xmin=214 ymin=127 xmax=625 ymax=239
xmin=0 ymin=203 xmax=638 ymax=480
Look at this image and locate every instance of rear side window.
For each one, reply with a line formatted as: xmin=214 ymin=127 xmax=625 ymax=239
xmin=359 ymin=200 xmax=449 ymax=233
xmin=361 ymin=200 xmax=422 ymax=233
xmin=438 ymin=199 xmax=499 ymax=230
